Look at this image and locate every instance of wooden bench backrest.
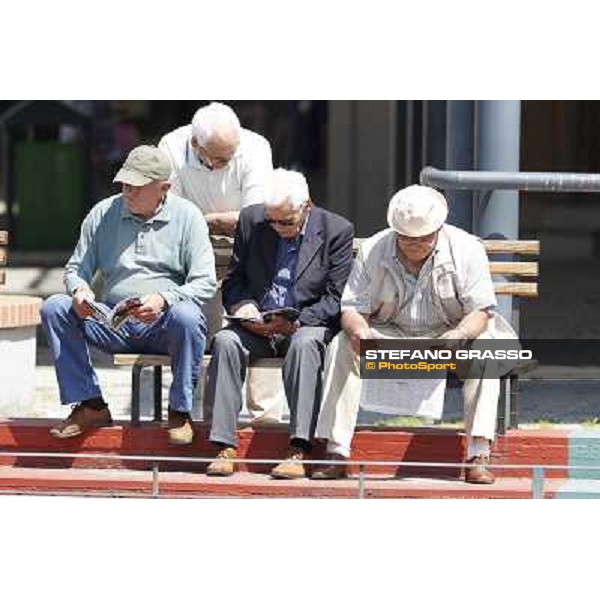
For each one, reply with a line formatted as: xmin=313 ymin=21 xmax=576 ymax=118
xmin=212 ymin=235 xmax=540 ymax=298
xmin=0 ymin=231 xmax=7 ymax=289
xmin=482 ymin=239 xmax=539 ymax=298
xmin=351 ymin=237 xmax=539 ymax=299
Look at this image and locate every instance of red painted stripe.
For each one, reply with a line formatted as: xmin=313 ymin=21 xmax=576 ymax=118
xmin=0 ymin=467 xmax=560 ymax=499
xmin=0 ymin=420 xmax=570 ymax=478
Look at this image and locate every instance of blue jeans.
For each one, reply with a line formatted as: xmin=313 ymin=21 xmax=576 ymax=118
xmin=40 ymin=294 xmax=207 ymax=413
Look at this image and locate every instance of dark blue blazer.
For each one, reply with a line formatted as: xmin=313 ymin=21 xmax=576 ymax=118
xmin=222 ymin=203 xmax=354 ymax=331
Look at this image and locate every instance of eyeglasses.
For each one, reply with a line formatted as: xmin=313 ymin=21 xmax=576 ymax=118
xmin=196 ymin=145 xmax=234 ymax=170
xmin=265 ymin=216 xmax=300 ymax=226
xmin=265 ymin=203 xmax=308 ymax=227
xmin=396 ymin=230 xmax=439 ymax=244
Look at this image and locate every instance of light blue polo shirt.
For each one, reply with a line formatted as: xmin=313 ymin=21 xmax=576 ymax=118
xmin=64 ymin=192 xmax=217 ymax=307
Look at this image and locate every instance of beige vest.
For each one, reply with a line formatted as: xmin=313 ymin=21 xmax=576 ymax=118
xmin=356 ymin=225 xmax=517 ymax=340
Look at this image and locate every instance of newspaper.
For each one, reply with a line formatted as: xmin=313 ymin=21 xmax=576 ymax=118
xmin=359 ymin=328 xmax=447 ymax=418
xmin=83 ymin=297 xmax=143 ymax=331
xmin=359 ymin=377 xmax=446 ymax=419
xmin=224 ymin=307 xmax=300 ymax=324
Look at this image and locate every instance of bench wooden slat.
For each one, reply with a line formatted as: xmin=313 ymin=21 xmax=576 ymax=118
xmin=0 ymin=272 xmax=5 ymax=286
xmin=113 ymin=354 xmax=175 ymax=367
xmin=218 ymin=236 xmax=540 ymax=256
xmin=351 ymin=238 xmax=539 ymax=255
xmin=483 ymin=240 xmax=540 ymax=255
xmin=113 ymin=354 xmax=284 ymax=368
xmin=0 ymin=231 xmax=7 ymax=245
xmin=209 ymin=235 xmax=233 ymax=246
xmin=489 ymin=262 xmax=538 ymax=277
xmin=0 ymin=248 xmax=7 ymax=266
xmin=494 ymin=282 xmax=538 ymax=297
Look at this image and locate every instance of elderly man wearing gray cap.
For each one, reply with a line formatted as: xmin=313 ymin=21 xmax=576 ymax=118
xmin=313 ymin=184 xmax=517 ymax=484
xmin=40 ymin=145 xmax=217 ymax=444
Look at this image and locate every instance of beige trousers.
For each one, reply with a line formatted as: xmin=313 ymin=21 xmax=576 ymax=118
xmin=314 ymin=328 xmax=500 ymax=457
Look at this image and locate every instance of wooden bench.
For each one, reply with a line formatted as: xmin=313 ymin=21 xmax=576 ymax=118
xmin=113 ymin=354 xmax=283 ymax=426
xmin=482 ymin=239 xmax=539 ymax=433
xmin=114 ymin=237 xmax=539 ymax=433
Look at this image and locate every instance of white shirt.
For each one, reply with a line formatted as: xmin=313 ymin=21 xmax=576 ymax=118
xmin=158 ymin=125 xmax=273 ymax=214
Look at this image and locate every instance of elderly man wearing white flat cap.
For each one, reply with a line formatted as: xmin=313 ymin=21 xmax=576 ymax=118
xmin=313 ymin=184 xmax=517 ymax=484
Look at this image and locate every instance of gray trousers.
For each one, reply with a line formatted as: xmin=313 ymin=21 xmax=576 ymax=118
xmin=206 ymin=325 xmax=330 ymax=448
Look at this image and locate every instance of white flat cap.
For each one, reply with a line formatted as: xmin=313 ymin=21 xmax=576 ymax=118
xmin=387 ymin=184 xmax=448 ymax=237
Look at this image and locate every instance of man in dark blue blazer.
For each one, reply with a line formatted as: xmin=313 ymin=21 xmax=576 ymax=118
xmin=205 ymin=168 xmax=354 ymax=478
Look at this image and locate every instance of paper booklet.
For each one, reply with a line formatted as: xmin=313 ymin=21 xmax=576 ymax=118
xmin=83 ymin=297 xmax=143 ymax=331
xmin=359 ymin=377 xmax=446 ymax=420
xmin=224 ymin=307 xmax=300 ymax=324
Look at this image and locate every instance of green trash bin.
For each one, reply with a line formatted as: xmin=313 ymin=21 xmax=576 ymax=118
xmin=15 ymin=141 xmax=84 ymax=250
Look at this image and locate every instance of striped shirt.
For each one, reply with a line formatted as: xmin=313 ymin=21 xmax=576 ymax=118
xmin=389 ymin=251 xmax=448 ymax=337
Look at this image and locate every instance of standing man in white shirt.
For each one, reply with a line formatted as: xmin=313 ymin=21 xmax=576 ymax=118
xmin=159 ymin=102 xmax=273 ymax=237
xmin=159 ymin=102 xmax=275 ymax=420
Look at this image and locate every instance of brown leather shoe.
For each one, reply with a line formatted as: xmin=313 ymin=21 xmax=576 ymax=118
xmin=465 ymin=455 xmax=496 ymax=484
xmin=311 ymin=453 xmax=349 ymax=480
xmin=206 ymin=447 xmax=237 ymax=476
xmin=271 ymin=446 xmax=307 ymax=480
xmin=50 ymin=404 xmax=113 ymax=439
xmin=168 ymin=408 xmax=194 ymax=445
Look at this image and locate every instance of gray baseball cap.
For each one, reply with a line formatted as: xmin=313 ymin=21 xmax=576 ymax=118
xmin=113 ymin=145 xmax=172 ymax=186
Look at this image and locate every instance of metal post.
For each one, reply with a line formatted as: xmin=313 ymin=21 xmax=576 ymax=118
xmin=532 ymin=466 xmax=544 ymax=499
xmin=358 ymin=465 xmax=365 ymax=499
xmin=497 ymin=376 xmax=507 ymax=435
xmin=153 ymin=365 xmax=162 ymax=422
xmin=474 ymin=101 xmax=521 ymax=329
xmin=5 ymin=129 xmax=16 ymax=248
xmin=509 ymin=374 xmax=519 ymax=430
xmin=445 ymin=101 xmax=475 ymax=231
xmin=152 ymin=463 xmax=159 ymax=498
xmin=131 ymin=364 xmax=142 ymax=426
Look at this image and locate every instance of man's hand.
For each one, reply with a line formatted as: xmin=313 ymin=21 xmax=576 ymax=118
xmin=205 ymin=211 xmax=239 ymax=237
xmin=348 ymin=325 xmax=372 ymax=355
xmin=341 ymin=310 xmax=372 ymax=354
xmin=267 ymin=315 xmax=299 ymax=336
xmin=232 ymin=302 xmax=261 ymax=320
xmin=72 ymin=286 xmax=96 ymax=319
xmin=437 ymin=327 xmax=468 ymax=350
xmin=230 ymin=301 xmax=274 ymax=337
xmin=129 ymin=293 xmax=166 ymax=323
xmin=243 ymin=321 xmax=276 ymax=338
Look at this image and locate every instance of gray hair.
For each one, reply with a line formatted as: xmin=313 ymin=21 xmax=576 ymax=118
xmin=265 ymin=168 xmax=310 ymax=209
xmin=191 ymin=102 xmax=241 ymax=146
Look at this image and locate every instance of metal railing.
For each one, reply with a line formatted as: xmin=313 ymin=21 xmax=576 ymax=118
xmin=1 ymin=450 xmax=598 ymax=499
xmin=420 ymin=166 xmax=600 ymax=192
